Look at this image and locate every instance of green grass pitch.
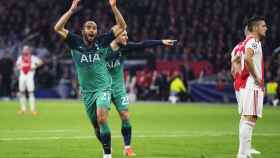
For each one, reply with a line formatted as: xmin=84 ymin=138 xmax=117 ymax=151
xmin=0 ymin=100 xmax=279 ymax=158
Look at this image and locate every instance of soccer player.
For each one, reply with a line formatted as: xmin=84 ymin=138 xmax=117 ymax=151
xmin=16 ymin=46 xmax=43 ymax=115
xmin=231 ymin=26 xmax=250 ymax=116
xmin=237 ymin=16 xmax=268 ymax=158
xmin=108 ymin=30 xmax=176 ymax=156
xmin=231 ymin=26 xmax=261 ymax=155
xmin=54 ymin=0 xmax=126 ymax=158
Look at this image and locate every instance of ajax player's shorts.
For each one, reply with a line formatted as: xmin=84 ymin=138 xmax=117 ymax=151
xmin=239 ymin=88 xmax=264 ymax=118
xmin=81 ymin=91 xmax=111 ymax=121
xmin=19 ymin=75 xmax=35 ymax=92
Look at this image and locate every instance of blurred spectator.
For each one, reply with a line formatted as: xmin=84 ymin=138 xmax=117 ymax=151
xmin=216 ymin=70 xmax=227 ymax=91
xmin=168 ymin=71 xmax=187 ymax=104
xmin=36 ymin=65 xmax=54 ymax=89
xmin=149 ymin=70 xmax=171 ymax=100
xmin=56 ymin=65 xmax=71 ymax=98
xmin=0 ymin=49 xmax=14 ymax=99
xmin=125 ymin=70 xmax=137 ymax=103
xmin=266 ymin=78 xmax=278 ymax=105
xmin=0 ymin=0 xmax=279 ymax=100
xmin=136 ymin=70 xmax=152 ymax=100
xmin=272 ymin=80 xmax=280 ymax=107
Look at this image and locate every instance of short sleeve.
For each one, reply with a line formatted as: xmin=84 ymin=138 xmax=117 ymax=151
xmin=65 ymin=32 xmax=80 ymax=49
xmin=231 ymin=45 xmax=241 ymax=62
xmin=96 ymin=30 xmax=115 ymax=48
xmin=245 ymin=39 xmax=258 ymax=53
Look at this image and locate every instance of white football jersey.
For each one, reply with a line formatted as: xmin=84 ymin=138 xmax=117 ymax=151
xmin=244 ymin=38 xmax=264 ymax=89
xmin=16 ymin=55 xmax=42 ymax=77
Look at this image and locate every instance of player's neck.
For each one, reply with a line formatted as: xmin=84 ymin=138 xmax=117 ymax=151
xmin=250 ymin=32 xmax=261 ymax=41
xmin=83 ymin=37 xmax=94 ymax=47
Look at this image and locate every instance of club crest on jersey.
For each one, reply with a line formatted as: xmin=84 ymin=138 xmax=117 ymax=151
xmin=107 ymin=60 xmax=121 ymax=68
xmin=80 ymin=53 xmax=100 ymax=63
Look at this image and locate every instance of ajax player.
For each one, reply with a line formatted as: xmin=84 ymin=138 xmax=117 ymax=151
xmin=16 ymin=46 xmax=43 ymax=115
xmin=237 ymin=16 xmax=267 ymax=158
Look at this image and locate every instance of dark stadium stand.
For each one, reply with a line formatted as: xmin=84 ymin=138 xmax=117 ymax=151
xmin=0 ymin=0 xmax=279 ymax=101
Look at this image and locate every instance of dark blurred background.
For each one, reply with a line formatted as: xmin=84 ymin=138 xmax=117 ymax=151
xmin=0 ymin=0 xmax=279 ymax=104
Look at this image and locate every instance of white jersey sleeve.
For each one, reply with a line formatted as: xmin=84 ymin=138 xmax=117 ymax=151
xmin=245 ymin=38 xmax=258 ymax=54
xmin=243 ymin=38 xmax=263 ymax=89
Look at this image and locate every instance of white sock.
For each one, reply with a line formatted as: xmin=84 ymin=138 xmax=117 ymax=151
xmin=29 ymin=92 xmax=36 ymax=112
xmin=124 ymin=146 xmax=131 ymax=149
xmin=19 ymin=93 xmax=27 ymax=112
xmin=237 ymin=120 xmax=255 ymax=158
xmin=103 ymin=154 xmax=112 ymax=158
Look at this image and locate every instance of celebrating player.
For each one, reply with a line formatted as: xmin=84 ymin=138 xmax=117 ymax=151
xmin=108 ymin=30 xmax=176 ymax=156
xmin=54 ymin=0 xmax=126 ymax=158
xmin=16 ymin=46 xmax=43 ymax=115
xmin=237 ymin=16 xmax=267 ymax=158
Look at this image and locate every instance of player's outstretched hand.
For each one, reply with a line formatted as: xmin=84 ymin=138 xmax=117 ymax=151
xmin=162 ymin=40 xmax=177 ymax=46
xmin=70 ymin=0 xmax=81 ymax=13
xmin=109 ymin=0 xmax=117 ymax=7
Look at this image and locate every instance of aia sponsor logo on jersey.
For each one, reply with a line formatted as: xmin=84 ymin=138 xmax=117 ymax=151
xmin=80 ymin=53 xmax=100 ymax=63
xmin=106 ymin=60 xmax=121 ymax=69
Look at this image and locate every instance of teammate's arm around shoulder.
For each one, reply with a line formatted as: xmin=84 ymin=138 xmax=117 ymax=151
xmin=54 ymin=0 xmax=80 ymax=39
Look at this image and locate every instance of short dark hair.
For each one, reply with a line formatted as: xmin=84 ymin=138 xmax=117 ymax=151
xmin=82 ymin=20 xmax=97 ymax=29
xmin=246 ymin=16 xmax=265 ymax=32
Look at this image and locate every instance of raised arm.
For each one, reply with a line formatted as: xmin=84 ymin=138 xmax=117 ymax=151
xmin=109 ymin=0 xmax=127 ymax=36
xmin=54 ymin=0 xmax=80 ymax=39
xmin=123 ymin=39 xmax=177 ymax=52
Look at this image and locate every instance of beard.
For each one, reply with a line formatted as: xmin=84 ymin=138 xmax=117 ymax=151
xmin=259 ymin=32 xmax=266 ymax=41
xmin=86 ymin=35 xmax=95 ymax=42
xmin=82 ymin=31 xmax=96 ymax=44
xmin=82 ymin=34 xmax=96 ymax=45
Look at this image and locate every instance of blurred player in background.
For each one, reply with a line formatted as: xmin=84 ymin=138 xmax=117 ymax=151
xmin=108 ymin=30 xmax=176 ymax=156
xmin=54 ymin=0 xmax=126 ymax=157
xmin=16 ymin=46 xmax=43 ymax=115
xmin=168 ymin=71 xmax=187 ymax=104
xmin=237 ymin=16 xmax=267 ymax=158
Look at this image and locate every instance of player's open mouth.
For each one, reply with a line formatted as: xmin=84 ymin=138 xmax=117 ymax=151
xmin=88 ymin=34 xmax=95 ymax=39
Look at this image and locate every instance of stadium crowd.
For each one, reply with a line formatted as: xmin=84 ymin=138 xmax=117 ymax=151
xmin=0 ymin=0 xmax=279 ymax=103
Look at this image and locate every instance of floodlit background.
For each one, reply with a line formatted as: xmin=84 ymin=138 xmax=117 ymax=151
xmin=0 ymin=0 xmax=280 ymax=158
